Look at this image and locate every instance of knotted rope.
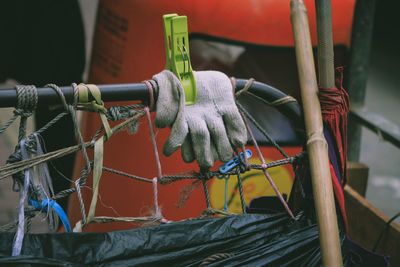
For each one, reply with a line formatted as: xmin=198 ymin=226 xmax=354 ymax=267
xmin=1 ymin=85 xmax=38 ymax=256
xmin=14 ymin=85 xmax=38 ymax=141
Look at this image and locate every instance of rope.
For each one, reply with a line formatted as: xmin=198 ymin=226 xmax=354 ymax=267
xmin=144 ymin=80 xmax=155 ymax=112
xmin=152 ymin=177 xmax=169 ymax=223
xmin=306 ymin=130 xmax=327 ymax=146
xmin=197 ymin=208 xmax=234 ymax=219
xmin=248 ymin=156 xmax=297 ymax=169
xmin=240 ymin=90 xmax=298 ymax=109
xmin=51 ymin=112 xmax=144 ymax=202
xmin=45 ymin=84 xmax=92 ymax=187
xmin=202 ymin=180 xmax=211 ymax=209
xmin=75 ymin=180 xmax=87 ymax=226
xmin=234 ymin=78 xmax=297 ymax=108
xmin=235 ymin=78 xmax=254 ymax=98
xmin=0 ymin=112 xmax=144 ymax=182
xmin=31 ymin=133 xmax=57 ymax=231
xmin=25 ymin=212 xmax=35 ymax=233
xmin=0 ymin=221 xmax=17 ymax=232
xmin=0 ymin=80 xmax=307 ymax=236
xmin=35 ymin=112 xmax=68 ymax=136
xmin=78 ymin=216 xmax=162 ymax=224
xmin=373 ymin=211 xmax=400 ymax=252
xmin=6 ymin=85 xmax=38 ymax=256
xmin=241 ymin=145 xmax=249 ymax=169
xmin=107 ymin=104 xmax=144 ymax=120
xmin=200 ymin=252 xmax=234 ymax=266
xmin=2 ymin=108 xmax=67 ymax=193
xmin=107 ymin=104 xmax=143 ymax=134
xmin=14 ymin=85 xmax=38 ymax=142
xmin=102 ymin=166 xmax=153 ymax=183
xmin=240 ymin=110 xmax=294 ymax=219
xmin=145 ymin=107 xmax=162 ymax=180
xmin=52 ymin=165 xmax=92 ymax=201
xmin=236 ymin=168 xmax=246 ymax=214
xmin=157 ymin=154 xmax=300 ymax=185
xmin=236 ymin=101 xmax=289 ymax=158
xmin=0 ymin=114 xmax=19 ymax=134
xmin=90 ymin=127 xmax=103 ymax=145
xmin=177 ymin=180 xmax=203 ymax=208
xmin=1 ymin=145 xmax=299 ymax=189
xmin=0 ymin=83 xmax=159 ymax=233
xmin=12 ymin=139 xmax=32 ymax=256
xmin=1 ymin=141 xmax=91 ymax=181
xmin=269 ymin=95 xmax=297 ymax=106
xmin=0 ymin=206 xmax=37 ymax=232
xmin=158 ymin=172 xmax=203 ymax=185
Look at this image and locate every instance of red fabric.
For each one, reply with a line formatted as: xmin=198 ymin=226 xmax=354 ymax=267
xmin=330 ymin=163 xmax=348 ymax=230
xmin=319 ymin=67 xmax=350 ymax=230
xmin=319 ymin=68 xmax=350 ymax=186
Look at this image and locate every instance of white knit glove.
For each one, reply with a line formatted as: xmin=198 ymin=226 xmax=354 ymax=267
xmin=153 ymin=70 xmax=246 ymax=170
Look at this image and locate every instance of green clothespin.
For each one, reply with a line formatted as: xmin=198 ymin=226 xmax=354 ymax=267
xmin=163 ymin=14 xmax=197 ymax=105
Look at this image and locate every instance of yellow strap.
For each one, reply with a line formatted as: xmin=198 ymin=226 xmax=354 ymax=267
xmin=86 ymin=84 xmax=107 ymax=113
xmin=77 ymin=83 xmax=112 ymax=139
xmin=73 ymin=220 xmax=83 ymax=232
xmin=86 ymin=136 xmax=104 ymax=224
xmin=100 ymin=113 xmax=112 ymax=140
xmin=78 ymin=84 xmax=89 ymax=103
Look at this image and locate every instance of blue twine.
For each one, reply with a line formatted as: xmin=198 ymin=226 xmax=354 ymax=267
xmin=29 ymin=199 xmax=71 ymax=232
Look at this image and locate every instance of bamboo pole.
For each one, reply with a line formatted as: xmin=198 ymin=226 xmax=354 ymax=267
xmin=290 ymin=1 xmax=343 ymax=266
xmin=315 ymin=0 xmax=335 ymax=88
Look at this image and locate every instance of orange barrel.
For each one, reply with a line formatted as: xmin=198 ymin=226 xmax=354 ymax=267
xmin=67 ymin=0 xmax=355 ymax=232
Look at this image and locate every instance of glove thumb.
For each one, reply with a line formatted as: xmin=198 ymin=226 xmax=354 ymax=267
xmin=153 ymin=70 xmax=185 ymax=128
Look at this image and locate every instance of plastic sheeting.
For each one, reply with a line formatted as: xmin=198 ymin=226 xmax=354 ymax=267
xmin=0 ymin=213 xmax=352 ymax=266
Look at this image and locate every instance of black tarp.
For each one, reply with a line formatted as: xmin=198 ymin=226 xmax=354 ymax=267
xmin=0 ymin=213 xmax=352 ymax=266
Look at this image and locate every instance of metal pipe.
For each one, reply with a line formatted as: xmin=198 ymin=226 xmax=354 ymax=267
xmin=0 ymin=83 xmax=150 ymax=108
xmin=0 ymin=80 xmax=303 ymax=129
xmin=290 ymin=0 xmax=343 ymax=266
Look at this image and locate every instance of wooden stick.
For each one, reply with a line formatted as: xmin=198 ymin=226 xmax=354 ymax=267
xmin=290 ymin=1 xmax=343 ymax=266
xmin=315 ymin=0 xmax=335 ymax=88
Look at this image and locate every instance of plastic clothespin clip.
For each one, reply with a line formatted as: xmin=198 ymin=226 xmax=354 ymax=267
xmin=163 ymin=14 xmax=197 ymax=105
xmin=216 ymin=149 xmax=252 ymax=212
xmin=216 ymin=173 xmax=230 ymax=212
xmin=219 ymin=149 xmax=252 ymax=174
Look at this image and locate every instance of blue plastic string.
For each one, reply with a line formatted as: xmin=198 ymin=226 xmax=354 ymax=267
xmin=29 ymin=198 xmax=71 ymax=232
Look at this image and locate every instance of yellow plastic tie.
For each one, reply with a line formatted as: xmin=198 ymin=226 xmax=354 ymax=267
xmin=86 ymin=136 xmax=104 ymax=225
xmin=77 ymin=84 xmax=89 ymax=103
xmin=77 ymin=83 xmax=112 ymax=139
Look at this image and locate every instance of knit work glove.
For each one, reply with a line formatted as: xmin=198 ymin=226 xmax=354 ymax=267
xmin=153 ymin=70 xmax=246 ymax=169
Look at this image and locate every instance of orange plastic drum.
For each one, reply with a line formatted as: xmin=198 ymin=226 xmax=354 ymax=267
xmin=67 ymin=0 xmax=355 ymax=232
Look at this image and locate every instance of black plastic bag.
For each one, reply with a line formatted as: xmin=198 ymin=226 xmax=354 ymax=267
xmin=0 ymin=212 xmax=353 ymax=266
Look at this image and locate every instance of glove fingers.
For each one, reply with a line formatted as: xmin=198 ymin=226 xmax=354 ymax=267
xmin=181 ymin=132 xmax=218 ymax=166
xmin=187 ymin=116 xmax=214 ymax=169
xmin=210 ymin=139 xmax=219 ymax=164
xmin=181 ymin=136 xmax=195 ymax=163
xmin=153 ymin=70 xmax=185 ymax=128
xmin=222 ymin=108 xmax=247 ymax=148
xmin=204 ymin=114 xmax=233 ymax=162
xmin=163 ymin=114 xmax=188 ymax=156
